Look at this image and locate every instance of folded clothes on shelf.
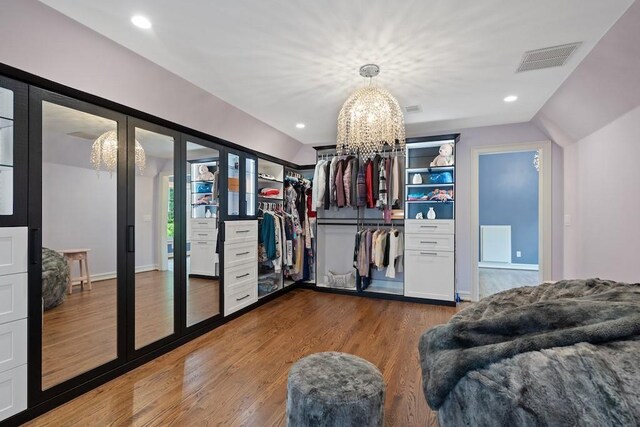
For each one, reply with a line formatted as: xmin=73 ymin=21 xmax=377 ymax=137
xmin=259 ymin=172 xmax=277 ymax=180
xmin=259 ymin=188 xmax=281 ymax=197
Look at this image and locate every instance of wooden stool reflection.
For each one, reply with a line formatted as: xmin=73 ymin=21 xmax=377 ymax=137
xmin=59 ymin=249 xmax=92 ymax=295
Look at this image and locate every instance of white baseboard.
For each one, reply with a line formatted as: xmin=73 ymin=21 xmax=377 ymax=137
xmin=478 ymin=262 xmax=539 ymax=271
xmin=90 ymin=265 xmax=160 ymax=283
xmin=456 ymin=290 xmax=474 ymax=302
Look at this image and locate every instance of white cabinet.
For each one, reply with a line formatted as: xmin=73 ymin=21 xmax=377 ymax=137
xmin=0 ymin=319 xmax=27 ymax=373
xmin=0 ymin=365 xmax=27 ymax=421
xmin=0 ymin=227 xmax=27 ymax=422
xmin=0 ymin=227 xmax=27 ymax=277
xmin=189 ymin=218 xmax=218 ymax=277
xmin=0 ymin=273 xmax=27 ymax=324
xmin=223 ymin=220 xmax=258 ymax=316
xmin=405 ymin=250 xmax=454 ymax=300
xmin=404 ymin=220 xmax=455 ymax=301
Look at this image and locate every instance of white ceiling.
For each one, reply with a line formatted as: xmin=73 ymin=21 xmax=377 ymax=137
xmin=39 ymin=0 xmax=633 ymax=144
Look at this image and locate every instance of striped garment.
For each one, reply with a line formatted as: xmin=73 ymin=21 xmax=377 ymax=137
xmin=356 ymin=160 xmax=367 ymax=207
xmin=376 ymin=157 xmax=387 ymax=209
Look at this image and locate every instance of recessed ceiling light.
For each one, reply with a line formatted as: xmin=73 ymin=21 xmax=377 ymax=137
xmin=504 ymin=95 xmax=518 ymax=103
xmin=295 ymin=123 xmax=306 ymax=129
xmin=131 ymin=15 xmax=152 ymax=29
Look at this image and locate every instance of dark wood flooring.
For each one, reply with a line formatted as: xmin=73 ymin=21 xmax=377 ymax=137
xmin=32 ymin=289 xmax=459 ymax=426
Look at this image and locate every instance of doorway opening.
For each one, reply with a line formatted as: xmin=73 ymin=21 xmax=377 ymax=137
xmin=471 ymin=141 xmax=552 ymax=301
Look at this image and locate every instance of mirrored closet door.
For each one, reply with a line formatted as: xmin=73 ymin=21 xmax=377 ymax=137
xmin=128 ymin=119 xmax=181 ymax=352
xmin=29 ymin=89 xmax=127 ymax=397
xmin=184 ymin=135 xmax=223 ymax=327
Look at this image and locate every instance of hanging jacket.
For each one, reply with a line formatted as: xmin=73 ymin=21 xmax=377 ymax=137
xmin=343 ymin=156 xmax=353 ymax=207
xmin=335 ymin=159 xmax=346 ymax=208
xmin=365 ymin=160 xmax=375 ymax=208
xmin=350 ymin=157 xmax=359 ymax=208
xmin=312 ymin=159 xmax=327 ymax=210
xmin=391 ymin=156 xmax=401 ymax=208
xmin=356 ymin=161 xmax=366 ymax=207
xmin=329 ymin=156 xmax=339 ymax=206
xmin=377 ymin=157 xmax=387 ymax=209
xmin=372 ymin=154 xmax=381 ymax=200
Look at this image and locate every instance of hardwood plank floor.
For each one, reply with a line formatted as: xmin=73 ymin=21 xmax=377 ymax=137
xmin=42 ymin=271 xmax=219 ymax=390
xmin=30 ymin=289 xmax=459 ymax=426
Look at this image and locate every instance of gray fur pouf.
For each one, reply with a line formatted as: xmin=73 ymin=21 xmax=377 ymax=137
xmin=287 ymin=352 xmax=385 ymax=427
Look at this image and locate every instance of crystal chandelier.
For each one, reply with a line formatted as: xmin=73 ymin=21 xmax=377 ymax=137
xmin=90 ymin=130 xmax=146 ymax=176
xmin=337 ymin=64 xmax=406 ymax=160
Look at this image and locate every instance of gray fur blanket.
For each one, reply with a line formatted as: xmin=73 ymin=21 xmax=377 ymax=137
xmin=419 ymin=279 xmax=640 ymax=425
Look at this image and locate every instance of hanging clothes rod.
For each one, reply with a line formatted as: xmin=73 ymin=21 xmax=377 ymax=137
xmin=317 ymin=221 xmax=404 ymax=227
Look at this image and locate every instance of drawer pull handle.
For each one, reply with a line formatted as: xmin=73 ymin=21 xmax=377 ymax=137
xmin=197 ymin=233 xmax=208 ymax=236
xmin=236 ymin=230 xmax=250 ymax=233
xmin=420 ymin=241 xmax=437 ymax=244
xmin=236 ymin=294 xmax=251 ymax=301
xmin=420 ymin=225 xmax=437 ymax=228
xmin=420 ymin=252 xmax=438 ymax=256
xmin=236 ymin=273 xmax=250 ymax=279
xmin=197 ymin=242 xmax=208 ymax=245
xmin=237 ymin=251 xmax=250 ymax=256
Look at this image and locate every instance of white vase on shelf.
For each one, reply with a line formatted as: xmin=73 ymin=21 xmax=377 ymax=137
xmin=427 ymin=207 xmax=436 ymax=220
xmin=412 ymin=173 xmax=422 ymax=184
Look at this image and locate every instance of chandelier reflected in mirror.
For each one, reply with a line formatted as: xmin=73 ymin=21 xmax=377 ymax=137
xmin=90 ymin=130 xmax=146 ymax=176
xmin=337 ymin=64 xmax=406 ymax=160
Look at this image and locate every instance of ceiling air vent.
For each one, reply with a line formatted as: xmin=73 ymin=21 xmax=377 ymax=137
xmin=404 ymin=104 xmax=422 ymax=114
xmin=516 ymin=42 xmax=582 ymax=72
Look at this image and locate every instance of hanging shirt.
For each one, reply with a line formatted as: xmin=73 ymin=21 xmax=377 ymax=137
xmin=324 ymin=161 xmax=331 ymax=209
xmin=386 ymin=230 xmax=404 ymax=279
xmin=312 ymin=159 xmax=327 ymax=210
xmin=391 ymin=156 xmax=401 ymax=208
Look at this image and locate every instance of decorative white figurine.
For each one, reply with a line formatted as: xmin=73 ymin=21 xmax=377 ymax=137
xmin=197 ymin=164 xmax=215 ymax=181
xmin=415 ymin=212 xmax=424 ymax=219
xmin=430 ymin=143 xmax=455 ymax=167
xmin=412 ymin=173 xmax=423 ymax=184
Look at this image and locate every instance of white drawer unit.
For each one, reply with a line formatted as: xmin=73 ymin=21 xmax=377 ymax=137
xmin=224 ymin=220 xmax=258 ymax=244
xmin=405 ymin=219 xmax=454 ymax=236
xmin=191 ymin=229 xmax=216 ymax=241
xmin=224 ymin=241 xmax=257 ymax=268
xmin=404 ymin=250 xmax=454 ymax=300
xmin=191 ymin=218 xmax=217 ymax=230
xmin=0 ymin=227 xmax=27 ymax=277
xmin=225 ymin=262 xmax=258 ymax=291
xmin=224 ymin=280 xmax=258 ymax=316
xmin=0 ymin=319 xmax=27 ymax=373
xmin=0 ymin=364 xmax=27 ymax=421
xmin=0 ymin=227 xmax=28 ymax=423
xmin=190 ymin=239 xmax=218 ymax=277
xmin=223 ymin=220 xmax=258 ymax=316
xmin=0 ymin=273 xmax=27 ymax=325
xmin=405 ymin=234 xmax=454 ymax=252
xmin=404 ymin=219 xmax=455 ymax=302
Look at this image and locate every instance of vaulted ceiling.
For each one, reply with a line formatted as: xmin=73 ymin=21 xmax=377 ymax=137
xmin=39 ymin=0 xmax=633 ymax=144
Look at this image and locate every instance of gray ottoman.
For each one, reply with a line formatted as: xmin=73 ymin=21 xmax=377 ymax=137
xmin=287 ymin=352 xmax=385 ymax=427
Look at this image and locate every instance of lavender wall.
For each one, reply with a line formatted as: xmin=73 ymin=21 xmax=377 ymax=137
xmin=479 ymin=152 xmax=539 ymax=265
xmin=0 ymin=0 xmax=307 ymax=162
xmin=564 ymin=106 xmax=640 ymax=282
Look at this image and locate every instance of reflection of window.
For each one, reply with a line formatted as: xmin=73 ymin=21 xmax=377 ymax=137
xmin=167 ymin=182 xmax=174 ymax=238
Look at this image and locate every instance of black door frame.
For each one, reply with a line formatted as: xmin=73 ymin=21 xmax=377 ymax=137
xmin=27 ymin=87 xmax=129 ymax=405
xmin=125 ymin=117 xmax=183 ymax=359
